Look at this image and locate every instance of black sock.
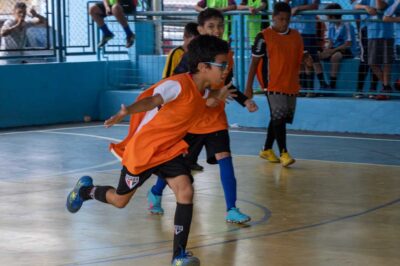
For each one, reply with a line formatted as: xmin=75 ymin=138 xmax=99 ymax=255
xmin=82 ymin=186 xmax=114 ymax=203
xmin=300 ymin=73 xmax=306 ymax=88
xmin=263 ymin=121 xmax=275 ymax=150
xmin=370 ymin=73 xmax=378 ymax=91
xmin=317 ymin=73 xmax=327 ymax=87
xmin=305 ymin=73 xmax=314 ymax=90
xmin=357 ymin=63 xmax=369 ymax=91
xmin=383 ymin=84 xmax=392 ymax=91
xmin=173 ymin=203 xmax=193 ymax=260
xmin=79 ymin=185 xmax=94 ymax=201
xmin=330 ymin=76 xmax=337 ymax=89
xmin=272 ymin=121 xmax=287 ymax=154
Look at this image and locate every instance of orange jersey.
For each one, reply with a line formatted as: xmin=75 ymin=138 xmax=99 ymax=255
xmin=111 ymin=73 xmax=206 ymax=174
xmin=188 ymin=50 xmax=234 ymax=134
xmin=262 ymin=28 xmax=303 ymax=94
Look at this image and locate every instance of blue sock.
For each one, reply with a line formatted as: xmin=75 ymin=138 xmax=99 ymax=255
xmin=217 ymin=156 xmax=237 ymax=211
xmin=151 ymin=177 xmax=167 ymax=196
xmin=123 ymin=26 xmax=133 ymax=37
xmin=100 ymin=24 xmax=113 ymax=36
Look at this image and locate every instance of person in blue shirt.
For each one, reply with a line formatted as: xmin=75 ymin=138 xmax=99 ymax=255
xmin=354 ymin=0 xmax=395 ymax=100
xmin=383 ymin=0 xmax=400 ymax=62
xmin=284 ymin=0 xmax=328 ymax=95
xmin=318 ymin=3 xmax=357 ymax=89
xmin=351 ymin=0 xmax=379 ymax=98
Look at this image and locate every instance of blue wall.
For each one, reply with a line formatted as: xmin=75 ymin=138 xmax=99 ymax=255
xmin=0 ymin=62 xmax=107 ymax=128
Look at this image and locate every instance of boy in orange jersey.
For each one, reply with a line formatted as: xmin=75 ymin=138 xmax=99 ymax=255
xmin=147 ymin=8 xmax=258 ymax=224
xmin=245 ymin=2 xmax=303 ymax=167
xmin=66 ymin=35 xmax=232 ymax=266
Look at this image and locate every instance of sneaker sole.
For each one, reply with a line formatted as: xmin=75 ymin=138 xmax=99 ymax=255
xmin=66 ymin=176 xmax=93 ymax=213
xmin=259 ymin=154 xmax=280 ymax=163
xmin=282 ymin=159 xmax=296 ymax=167
xmin=149 ymin=209 xmax=164 ymax=215
xmin=226 ymin=217 xmax=251 ymax=224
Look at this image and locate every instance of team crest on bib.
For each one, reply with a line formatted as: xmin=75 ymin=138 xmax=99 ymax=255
xmin=174 ymin=225 xmax=184 ymax=235
xmin=125 ymin=175 xmax=140 ymax=189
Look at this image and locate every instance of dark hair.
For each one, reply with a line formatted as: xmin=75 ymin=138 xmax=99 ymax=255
xmin=325 ymin=3 xmax=343 ymax=20
xmin=197 ymin=8 xmax=224 ymax=26
xmin=15 ymin=2 xmax=27 ymax=10
xmin=187 ymin=35 xmax=229 ymax=74
xmin=184 ymin=22 xmax=199 ymax=38
xmin=273 ymin=2 xmax=291 ymax=16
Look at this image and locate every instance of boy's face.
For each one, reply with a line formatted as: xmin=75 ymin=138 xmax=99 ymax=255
xmin=198 ymin=18 xmax=224 ymax=39
xmin=202 ymin=53 xmax=229 ymax=87
xmin=14 ymin=7 xmax=27 ymax=21
xmin=272 ymin=12 xmax=290 ymax=33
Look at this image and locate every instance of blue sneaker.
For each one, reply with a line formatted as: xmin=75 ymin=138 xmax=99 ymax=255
xmin=66 ymin=176 xmax=93 ymax=213
xmin=147 ymin=189 xmax=164 ymax=215
xmin=171 ymin=251 xmax=200 ymax=266
xmin=225 ymin=207 xmax=251 ymax=224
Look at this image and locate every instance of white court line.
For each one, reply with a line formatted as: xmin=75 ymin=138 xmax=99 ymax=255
xmin=1 ymin=124 xmax=400 ymax=142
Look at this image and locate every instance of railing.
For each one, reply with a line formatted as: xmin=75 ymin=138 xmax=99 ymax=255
xmin=0 ymin=3 xmax=399 ymax=98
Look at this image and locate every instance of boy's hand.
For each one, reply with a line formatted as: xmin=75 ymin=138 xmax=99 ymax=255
xmin=220 ymin=82 xmax=237 ymax=102
xmin=249 ymin=7 xmax=258 ymax=15
xmin=105 ymin=5 xmax=112 ymax=15
xmin=245 ymin=99 xmax=258 ymax=112
xmin=30 ymin=8 xmax=38 ymax=17
xmin=104 ymin=104 xmax=128 ymax=128
xmin=365 ymin=6 xmax=377 ymax=15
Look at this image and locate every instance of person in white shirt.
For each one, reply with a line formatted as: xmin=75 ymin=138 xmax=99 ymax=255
xmin=0 ymin=2 xmax=47 ymax=64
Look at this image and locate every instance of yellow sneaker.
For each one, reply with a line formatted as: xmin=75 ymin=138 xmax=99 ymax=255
xmin=280 ymin=152 xmax=295 ymax=167
xmin=259 ymin=149 xmax=280 ymax=163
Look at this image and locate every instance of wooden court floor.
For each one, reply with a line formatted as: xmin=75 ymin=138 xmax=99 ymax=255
xmin=0 ymin=124 xmax=399 ymax=266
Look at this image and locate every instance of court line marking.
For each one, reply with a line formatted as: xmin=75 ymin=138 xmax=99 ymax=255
xmin=1 ymin=124 xmax=400 ymax=142
xmin=63 ymin=197 xmax=400 ymax=265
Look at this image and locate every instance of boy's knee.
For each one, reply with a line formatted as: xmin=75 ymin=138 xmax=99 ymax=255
xmin=112 ymin=4 xmax=123 ymax=14
xmin=89 ymin=5 xmax=100 ymax=16
xmin=177 ymin=184 xmax=194 ymax=203
xmin=215 ymin=152 xmax=230 ymax=160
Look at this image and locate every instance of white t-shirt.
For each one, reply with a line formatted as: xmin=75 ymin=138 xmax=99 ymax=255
xmin=0 ymin=19 xmax=35 ymax=58
xmin=136 ymin=80 xmax=182 ymax=133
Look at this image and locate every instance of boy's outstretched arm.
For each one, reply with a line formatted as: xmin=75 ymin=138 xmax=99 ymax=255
xmin=104 ymin=94 xmax=164 ymax=128
xmin=245 ymin=56 xmax=262 ymax=99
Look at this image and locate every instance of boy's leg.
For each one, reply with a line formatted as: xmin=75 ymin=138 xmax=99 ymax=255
xmin=267 ymin=94 xmax=295 ymax=167
xmin=111 ymin=4 xmax=135 ymax=48
xmin=206 ymin=130 xmax=251 ymax=224
xmin=166 ymin=175 xmax=194 ymax=260
xmin=147 ymin=177 xmax=167 ymax=214
xmin=66 ymin=166 xmax=150 ymax=213
xmin=89 ymin=3 xmax=114 ymax=48
xmin=329 ymin=52 xmax=343 ymax=90
xmin=259 ymin=120 xmax=280 ymax=163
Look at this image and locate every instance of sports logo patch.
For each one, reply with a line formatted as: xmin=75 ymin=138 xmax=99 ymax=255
xmin=174 ymin=225 xmax=184 ymax=235
xmin=125 ymin=175 xmax=140 ymax=189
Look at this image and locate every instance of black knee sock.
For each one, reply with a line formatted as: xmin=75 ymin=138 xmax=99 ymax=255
xmin=371 ymin=73 xmax=379 ymax=91
xmin=263 ymin=121 xmax=275 ymax=150
xmin=273 ymin=121 xmax=287 ymax=154
xmin=300 ymin=72 xmax=306 ymax=88
xmin=317 ymin=73 xmax=327 ymax=87
xmin=80 ymin=185 xmax=114 ymax=203
xmin=305 ymin=73 xmax=315 ymax=90
xmin=173 ymin=203 xmax=193 ymax=260
xmin=330 ymin=76 xmax=337 ymax=89
xmin=357 ymin=62 xmax=369 ymax=91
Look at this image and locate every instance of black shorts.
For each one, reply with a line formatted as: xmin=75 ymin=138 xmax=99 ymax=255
xmin=116 ymin=155 xmax=192 ymax=195
xmin=266 ymin=92 xmax=297 ymax=124
xmin=368 ymin=38 xmax=394 ymax=65
xmin=95 ymin=0 xmax=136 ymax=17
xmin=185 ymin=130 xmax=231 ymax=165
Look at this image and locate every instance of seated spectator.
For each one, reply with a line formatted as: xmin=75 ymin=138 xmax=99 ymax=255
xmin=162 ymin=22 xmax=199 ymax=79
xmin=318 ymin=3 xmax=356 ymax=90
xmin=194 ymin=0 xmax=236 ymax=41
xmin=237 ymin=0 xmax=269 ymax=44
xmin=0 ymin=2 xmax=47 ymax=64
xmin=90 ymin=0 xmax=136 ymax=48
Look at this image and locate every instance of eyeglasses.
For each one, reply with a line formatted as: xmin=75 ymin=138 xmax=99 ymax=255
xmin=204 ymin=61 xmax=228 ymax=71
